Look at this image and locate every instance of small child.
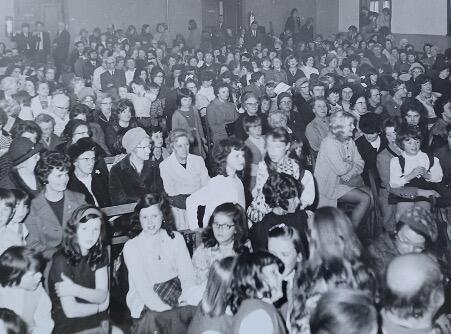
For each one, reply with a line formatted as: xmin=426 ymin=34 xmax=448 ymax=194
xmin=0 ymin=246 xmax=53 ymax=333
xmin=149 ymin=125 xmax=169 ymax=167
xmin=389 ymin=126 xmax=443 ymax=219
xmin=243 ymin=115 xmax=266 ymax=192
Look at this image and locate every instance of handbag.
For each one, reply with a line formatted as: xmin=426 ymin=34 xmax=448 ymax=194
xmin=153 ymin=277 xmax=182 ymax=308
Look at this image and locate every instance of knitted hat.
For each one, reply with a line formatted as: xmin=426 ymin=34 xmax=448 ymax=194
xmin=408 ymin=62 xmax=425 ymax=74
xmin=122 ymin=127 xmax=149 ymax=154
xmin=67 ymin=137 xmax=97 ymax=163
xmin=8 ymin=137 xmax=43 ymax=166
xmin=398 ymin=206 xmax=437 ymax=242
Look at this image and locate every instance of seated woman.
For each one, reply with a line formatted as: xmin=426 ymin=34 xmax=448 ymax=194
xmin=5 ymin=137 xmax=42 ymax=199
xmin=248 ymin=127 xmax=315 ymax=224
xmin=268 ymin=224 xmax=308 ymax=330
xmin=310 ymin=289 xmax=378 ymax=334
xmin=399 ymin=99 xmax=429 ymax=151
xmin=109 ymin=127 xmax=164 ymax=205
xmin=187 ymin=257 xmax=236 ymax=334
xmin=24 ymin=151 xmax=86 ymax=259
xmin=250 ymin=173 xmax=308 ymax=252
xmin=389 ymin=126 xmax=443 ymax=219
xmin=0 ymin=246 xmax=53 ymax=333
xmin=67 ymin=137 xmax=110 ymax=208
xmin=230 ymin=251 xmax=286 ymax=334
xmin=305 ymin=97 xmax=330 ymax=155
xmin=159 ymin=129 xmax=210 ymax=230
xmin=172 ymin=88 xmax=207 ymax=159
xmin=123 ymin=193 xmax=195 ymax=324
xmin=186 ymin=138 xmax=246 ymax=230
xmin=48 ymin=205 xmax=109 ymax=334
xmin=289 ymin=207 xmax=376 ymax=334
xmin=148 ymin=126 xmax=169 ymax=168
xmin=206 ymin=82 xmax=239 ymax=145
xmin=314 ymin=111 xmax=371 ymax=227
xmin=105 ymin=99 xmax=138 ymax=156
xmin=192 ymin=203 xmax=249 ymax=293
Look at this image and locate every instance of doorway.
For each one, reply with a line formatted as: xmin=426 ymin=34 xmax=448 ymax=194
xmin=202 ymin=0 xmax=242 ymax=33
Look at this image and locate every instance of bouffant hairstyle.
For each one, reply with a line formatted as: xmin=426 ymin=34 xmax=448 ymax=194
xmin=243 ymin=115 xmax=262 ymax=133
xmin=268 ymin=223 xmax=308 ymax=260
xmin=0 ymin=246 xmax=45 ymax=287
xmin=263 ymin=173 xmax=303 ymax=211
xmin=130 ymin=193 xmax=176 ymax=239
xmin=62 ymin=205 xmax=107 ymax=269
xmin=114 ymin=98 xmax=136 ymax=119
xmin=36 ymin=151 xmax=71 ymax=186
xmin=349 ymin=92 xmax=367 ymax=110
xmin=176 ymin=88 xmax=195 ymax=107
xmin=202 ymin=202 xmax=249 ymax=254
xmin=11 ymin=120 xmax=42 ymax=141
xmin=396 ymin=125 xmax=422 ymax=149
xmin=210 ymin=138 xmax=245 ymax=177
xmin=60 ymin=119 xmax=91 ymax=143
xmin=400 ymin=98 xmax=427 ymax=121
xmin=329 ymin=111 xmax=356 ymax=141
xmin=382 ymin=117 xmax=399 ymax=134
xmin=229 ymin=251 xmax=284 ymax=314
xmin=69 ymin=103 xmax=90 ymax=119
xmin=213 ymin=82 xmax=230 ymax=97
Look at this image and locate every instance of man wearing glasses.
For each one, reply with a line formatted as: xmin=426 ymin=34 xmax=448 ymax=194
xmin=46 ymin=93 xmax=70 ymax=136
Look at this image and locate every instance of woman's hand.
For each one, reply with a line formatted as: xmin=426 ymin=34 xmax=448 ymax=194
xmin=406 ymin=167 xmax=426 ymax=181
xmin=341 ymin=174 xmax=351 ymax=183
xmin=56 ymin=273 xmax=79 ymax=298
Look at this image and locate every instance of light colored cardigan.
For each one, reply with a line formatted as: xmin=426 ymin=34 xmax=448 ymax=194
xmin=314 ymin=135 xmax=364 ymax=207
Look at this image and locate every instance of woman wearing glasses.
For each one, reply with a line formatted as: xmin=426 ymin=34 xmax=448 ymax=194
xmin=109 ymin=127 xmax=164 ymax=205
xmin=191 ymin=203 xmax=250 ymax=301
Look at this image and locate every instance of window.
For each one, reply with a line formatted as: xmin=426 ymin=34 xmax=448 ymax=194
xmin=370 ymin=0 xmax=379 ymax=13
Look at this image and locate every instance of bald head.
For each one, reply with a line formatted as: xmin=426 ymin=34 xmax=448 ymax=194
xmin=386 ymin=254 xmax=441 ymax=297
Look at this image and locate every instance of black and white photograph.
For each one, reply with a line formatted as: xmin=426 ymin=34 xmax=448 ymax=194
xmin=0 ymin=0 xmax=450 ymax=333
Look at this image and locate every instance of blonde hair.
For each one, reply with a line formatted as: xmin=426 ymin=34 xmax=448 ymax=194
xmin=329 ymin=111 xmax=356 ymax=141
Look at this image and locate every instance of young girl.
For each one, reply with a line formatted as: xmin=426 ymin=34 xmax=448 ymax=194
xmin=123 ymin=193 xmax=195 ymax=329
xmin=48 ymin=205 xmax=109 ymax=334
xmin=4 ymin=190 xmax=29 ymax=248
xmin=192 ymin=203 xmax=249 ymax=292
xmin=186 ymin=138 xmax=246 ymax=230
xmin=248 ymin=127 xmax=315 ymax=223
xmin=149 ymin=126 xmax=169 ymax=166
xmin=230 ymin=251 xmax=286 ymax=334
xmin=268 ymin=224 xmax=308 ymax=331
xmin=0 ymin=246 xmax=53 ymax=333
xmin=389 ymin=127 xmax=443 ymax=219
xmin=187 ymin=257 xmax=236 ymax=334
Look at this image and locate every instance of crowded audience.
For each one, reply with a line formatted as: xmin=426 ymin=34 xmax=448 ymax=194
xmin=0 ymin=5 xmax=450 ymax=334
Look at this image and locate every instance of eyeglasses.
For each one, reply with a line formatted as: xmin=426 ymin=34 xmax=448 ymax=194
xmin=74 ymin=131 xmax=89 ymax=136
xmin=136 ymin=145 xmax=152 ymax=150
xmin=246 ymin=102 xmax=258 ymax=106
xmin=212 ymin=222 xmax=235 ymax=230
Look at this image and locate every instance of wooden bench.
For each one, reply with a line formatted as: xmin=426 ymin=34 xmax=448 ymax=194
xmin=101 ymin=202 xmax=200 ymax=255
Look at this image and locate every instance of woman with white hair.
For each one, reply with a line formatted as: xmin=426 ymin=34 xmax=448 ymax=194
xmin=159 ymin=129 xmax=210 ymax=230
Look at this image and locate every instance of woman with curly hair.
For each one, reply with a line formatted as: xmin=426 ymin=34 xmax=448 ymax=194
xmin=56 ymin=119 xmax=91 ymax=153
xmin=289 ymin=207 xmax=376 ymax=334
xmin=24 ymin=151 xmax=86 ymax=259
xmin=314 ymin=111 xmax=371 ymax=227
xmin=186 ymin=138 xmax=246 ymax=230
xmin=250 ymin=173 xmax=309 ymax=252
xmin=400 ymin=98 xmax=429 ymax=151
xmin=123 ymin=193 xmax=195 ymax=328
xmin=191 ymin=203 xmax=249 ymax=294
xmin=230 ymin=251 xmax=286 ymax=334
xmin=48 ymin=205 xmax=109 ymax=333
xmin=105 ymin=99 xmax=138 ymax=155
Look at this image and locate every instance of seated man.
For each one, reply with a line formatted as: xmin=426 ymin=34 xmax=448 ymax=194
xmin=381 ymin=253 xmax=450 ymax=334
xmin=367 ymin=206 xmax=437 ymax=283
